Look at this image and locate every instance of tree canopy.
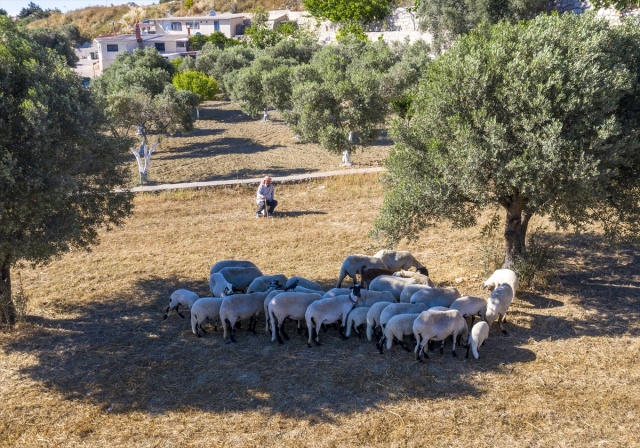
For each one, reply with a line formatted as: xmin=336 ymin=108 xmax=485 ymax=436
xmin=0 ymin=16 xmax=133 ymax=324
xmin=415 ymin=0 xmax=548 ymax=51
xmin=303 ymin=0 xmax=394 ymax=23
xmin=93 ymin=48 xmax=198 ymax=184
xmin=375 ymin=13 xmax=640 ymax=267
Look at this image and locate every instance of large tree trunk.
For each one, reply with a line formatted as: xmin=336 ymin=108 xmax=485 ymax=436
xmin=130 ymin=132 xmax=160 ymax=185
xmin=0 ymin=258 xmax=15 ymax=326
xmin=501 ymin=194 xmax=531 ymax=269
xmin=342 ymin=132 xmax=354 ymax=167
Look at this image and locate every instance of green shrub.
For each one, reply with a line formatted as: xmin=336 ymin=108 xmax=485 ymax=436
xmin=512 ymin=229 xmax=559 ymax=289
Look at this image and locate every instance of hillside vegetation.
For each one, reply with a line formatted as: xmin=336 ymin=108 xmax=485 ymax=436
xmin=27 ymin=1 xmax=304 ymax=39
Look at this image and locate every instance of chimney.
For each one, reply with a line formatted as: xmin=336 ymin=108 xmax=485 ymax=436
xmin=187 ymin=25 xmax=191 ymax=37
xmin=135 ymin=23 xmax=143 ymax=48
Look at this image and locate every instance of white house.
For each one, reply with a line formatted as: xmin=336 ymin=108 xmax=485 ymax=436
xmin=144 ymin=12 xmax=248 ymax=38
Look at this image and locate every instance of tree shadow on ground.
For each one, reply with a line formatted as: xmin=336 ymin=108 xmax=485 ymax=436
xmin=5 ymin=235 xmax=638 ymax=420
xmin=6 ymin=275 xmax=534 ymax=421
xmin=172 ymin=128 xmax=224 ymax=138
xmin=198 ymin=102 xmax=255 ymax=123
xmin=160 ymin=137 xmax=283 ymax=161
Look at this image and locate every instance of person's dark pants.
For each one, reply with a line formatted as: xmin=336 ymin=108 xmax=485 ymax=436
xmin=256 ymin=199 xmax=277 ymax=216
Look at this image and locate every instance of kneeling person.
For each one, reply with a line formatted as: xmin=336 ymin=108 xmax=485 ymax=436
xmin=256 ymin=176 xmax=277 ymax=218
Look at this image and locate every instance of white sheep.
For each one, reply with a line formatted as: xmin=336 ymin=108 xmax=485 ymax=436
xmin=484 ymin=283 xmax=514 ymax=334
xmin=358 ymin=289 xmax=397 ymax=307
xmin=466 ymin=321 xmax=490 ymax=359
xmin=482 ymin=268 xmax=518 ymax=298
xmin=210 ymin=259 xmax=258 ymax=276
xmin=399 ymin=284 xmax=435 ymax=303
xmin=409 ymin=286 xmax=461 ymax=308
xmin=323 ymin=288 xmax=353 ymax=298
xmin=413 ymin=309 xmax=469 ymax=362
xmin=190 ymin=297 xmax=223 ymax=337
xmin=284 ymin=276 xmax=324 ymax=292
xmin=392 ymin=270 xmax=434 ymax=286
xmin=220 ymin=287 xmax=276 ymax=342
xmin=208 ymin=272 xmax=234 ymax=298
xmin=366 ymin=301 xmax=393 ymax=341
xmin=305 ymin=293 xmax=364 ymax=347
xmin=164 ymin=289 xmax=199 ymax=319
xmin=293 ymin=285 xmax=325 ymax=294
xmin=378 ymin=302 xmax=428 ymax=333
xmin=263 ymin=288 xmax=286 ymax=333
xmin=336 ymin=254 xmax=388 ymax=288
xmin=449 ymin=295 xmax=487 ymax=326
xmin=247 ymin=274 xmax=288 ymax=293
xmin=218 ymin=266 xmax=264 ymax=293
xmin=344 ymin=306 xmax=370 ymax=338
xmin=368 ymin=275 xmax=417 ymax=301
xmin=373 ymin=250 xmax=429 ymax=276
xmin=268 ymin=291 xmax=323 ymax=343
xmin=377 ymin=313 xmax=421 ymax=354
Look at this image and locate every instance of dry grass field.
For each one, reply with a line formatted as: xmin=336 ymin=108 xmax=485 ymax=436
xmin=1 ymin=101 xmax=639 ymax=447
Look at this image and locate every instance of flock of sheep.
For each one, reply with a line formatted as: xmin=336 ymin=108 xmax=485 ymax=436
xmin=163 ymin=250 xmax=518 ymax=362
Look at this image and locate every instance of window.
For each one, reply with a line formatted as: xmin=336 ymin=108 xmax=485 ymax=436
xmin=163 ymin=21 xmax=182 ymax=31
xmin=214 ymin=20 xmax=220 ymax=31
xmin=107 ymin=44 xmax=118 ymax=52
xmin=177 ymin=41 xmax=185 ymax=48
xmin=185 ymin=21 xmax=200 ymax=29
xmin=154 ymin=42 xmax=165 ymax=52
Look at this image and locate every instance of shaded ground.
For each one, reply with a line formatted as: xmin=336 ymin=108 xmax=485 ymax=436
xmin=140 ymin=100 xmax=392 ymax=186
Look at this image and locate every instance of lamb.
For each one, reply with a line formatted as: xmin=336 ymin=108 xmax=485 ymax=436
xmin=392 ymin=270 xmax=434 ymax=286
xmin=190 ymin=297 xmax=223 ymax=337
xmin=268 ymin=291 xmax=323 ymax=343
xmin=466 ymin=321 xmax=490 ymax=359
xmin=413 ymin=309 xmax=469 ymax=362
xmin=217 ymin=266 xmax=263 ymax=293
xmin=164 ymin=289 xmax=199 ymax=319
xmin=409 ymin=286 xmax=461 ymax=308
xmin=336 ymin=254 xmax=388 ymax=288
xmin=344 ymin=306 xmax=370 ymax=338
xmin=484 ymin=283 xmax=514 ymax=334
xmin=482 ymin=268 xmax=518 ymax=298
xmin=368 ymin=275 xmax=417 ymax=301
xmin=220 ymin=286 xmax=277 ymax=342
xmin=360 ymin=266 xmax=396 ymax=289
xmin=305 ymin=292 xmax=364 ymax=347
xmin=449 ymin=295 xmax=487 ymax=326
xmin=284 ymin=276 xmax=324 ymax=292
xmin=247 ymin=274 xmax=288 ymax=293
xmin=208 ymin=272 xmax=234 ymax=298
xmin=377 ymin=313 xmax=421 ymax=354
xmin=373 ymin=250 xmax=429 ymax=276
xmin=399 ymin=284 xmax=435 ymax=303
xmin=210 ymin=259 xmax=258 ymax=276
xmin=366 ymin=301 xmax=393 ymax=341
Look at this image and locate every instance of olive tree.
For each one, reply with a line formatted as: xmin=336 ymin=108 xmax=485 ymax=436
xmin=93 ymin=48 xmax=199 ymax=184
xmin=375 ymin=13 xmax=640 ymax=268
xmin=0 ymin=17 xmax=133 ymax=324
xmin=172 ymin=70 xmax=219 ymax=119
xmin=285 ymin=37 xmax=396 ymax=166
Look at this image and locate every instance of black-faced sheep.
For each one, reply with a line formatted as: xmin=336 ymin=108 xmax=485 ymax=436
xmin=449 ymin=295 xmax=487 ymax=326
xmin=366 ymin=301 xmax=393 ymax=341
xmin=377 ymin=313 xmax=421 ymax=354
xmin=247 ymin=274 xmax=288 ymax=294
xmin=208 ymin=273 xmax=234 ymax=298
xmin=373 ymin=250 xmax=428 ymax=276
xmin=336 ymin=254 xmax=388 ymax=288
xmin=217 ymin=266 xmax=264 ymax=293
xmin=344 ymin=306 xmax=370 ymax=338
xmin=220 ymin=286 xmax=277 ymax=342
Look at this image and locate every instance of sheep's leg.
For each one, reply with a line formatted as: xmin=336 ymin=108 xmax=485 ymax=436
xmin=314 ymin=319 xmax=322 ymax=346
xmin=356 ymin=324 xmax=362 ymax=339
xmin=273 ymin=316 xmax=284 ymax=344
xmin=176 ymin=303 xmax=185 ymax=319
xmin=280 ymin=317 xmax=290 ymax=341
xmin=377 ymin=336 xmax=386 ymax=354
xmin=498 ymin=314 xmax=508 ymax=335
xmin=200 ymin=323 xmax=207 ymax=334
xmin=439 ymin=340 xmax=445 ymax=355
xmin=164 ymin=304 xmax=171 ymax=320
xmin=250 ymin=315 xmax=257 ymax=334
xmin=465 ymin=345 xmax=471 ymax=359
xmin=227 ymin=318 xmax=238 ymax=343
xmin=398 ymin=338 xmax=411 ymax=352
xmin=451 ymin=335 xmax=458 ymax=357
